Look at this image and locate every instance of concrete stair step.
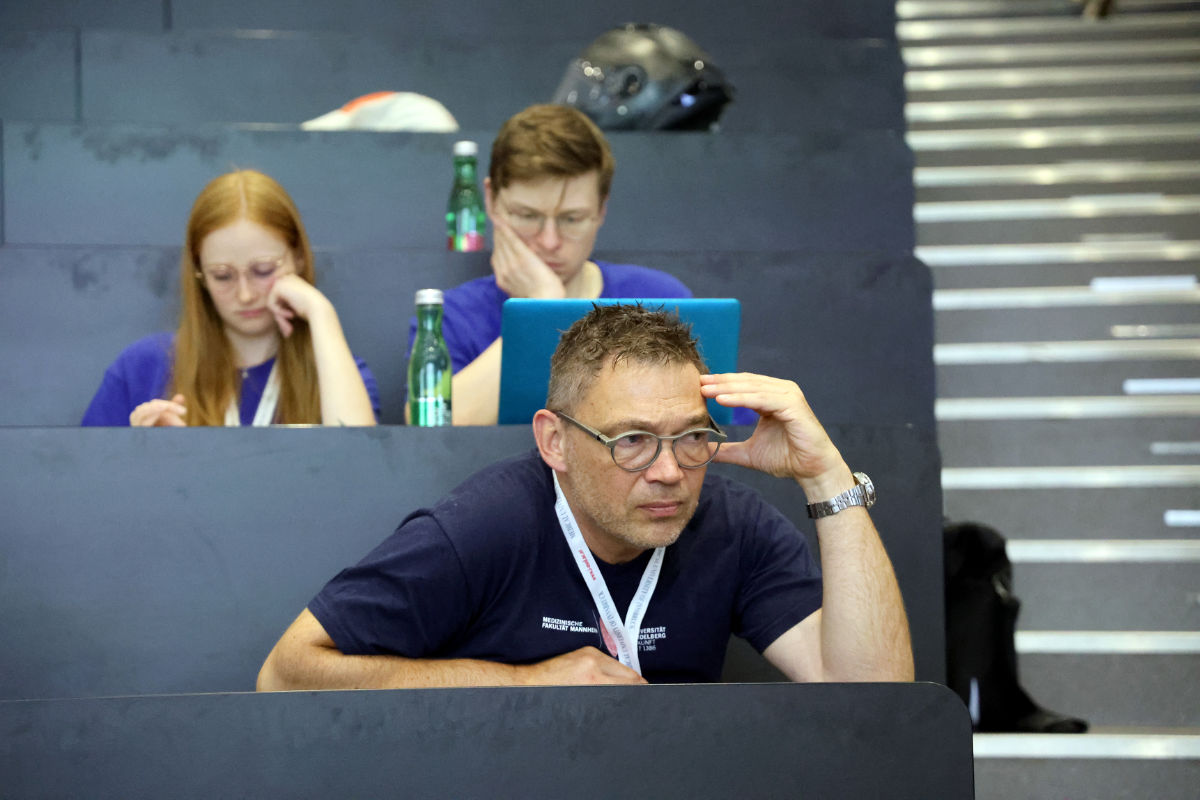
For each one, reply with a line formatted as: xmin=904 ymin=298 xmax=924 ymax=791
xmin=1009 ymin=553 xmax=1200 ymax=630
xmin=918 ymin=214 xmax=1200 ymax=247
xmin=943 ymin=481 xmax=1200 ymax=539
xmin=974 ymin=729 xmax=1200 ymax=800
xmin=1017 ymin=648 xmax=1200 ymax=727
xmin=938 ymin=361 xmax=1200 ymax=397
xmin=938 ymin=416 xmax=1200 ymax=466
xmin=927 ymin=252 xmax=1200 ymax=289
xmin=912 ymin=127 xmax=1200 ymax=166
xmin=935 ymin=302 xmax=1200 ymax=342
xmin=915 ymin=157 xmax=1200 ymax=202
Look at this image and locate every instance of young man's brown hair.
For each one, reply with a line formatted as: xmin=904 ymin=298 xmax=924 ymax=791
xmin=488 ymin=104 xmax=617 ymax=201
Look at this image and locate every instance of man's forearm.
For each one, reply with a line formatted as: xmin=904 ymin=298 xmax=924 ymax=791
xmin=812 ymin=507 xmax=914 ymax=681
xmin=257 ymin=643 xmax=523 ymax=691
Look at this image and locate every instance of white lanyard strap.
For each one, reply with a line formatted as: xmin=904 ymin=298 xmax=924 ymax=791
xmin=224 ymin=362 xmax=280 ymax=427
xmin=552 ymin=472 xmax=664 ymax=675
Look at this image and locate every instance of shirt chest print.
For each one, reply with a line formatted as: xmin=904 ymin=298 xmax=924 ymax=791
xmin=538 ymin=611 xmax=667 ymax=654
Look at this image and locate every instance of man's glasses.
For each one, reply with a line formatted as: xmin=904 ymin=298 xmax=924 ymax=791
xmin=555 ymin=411 xmax=727 ymax=472
xmin=501 ymin=202 xmax=599 ymax=241
xmin=199 ymin=255 xmax=287 ymax=295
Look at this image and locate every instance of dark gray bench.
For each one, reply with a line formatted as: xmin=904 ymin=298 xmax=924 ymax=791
xmin=0 ymin=683 xmax=972 ymax=799
xmin=0 ymin=29 xmax=904 ymax=133
xmin=1 ymin=0 xmax=899 ymax=40
xmin=0 ymin=246 xmax=933 ymax=428
xmin=0 ymin=123 xmax=915 ymax=252
xmin=0 ymin=423 xmax=944 ymax=700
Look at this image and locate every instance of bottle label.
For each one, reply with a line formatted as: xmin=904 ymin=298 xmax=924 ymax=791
xmin=448 ymin=232 xmax=485 ymax=252
xmin=412 ymin=397 xmax=452 ymax=427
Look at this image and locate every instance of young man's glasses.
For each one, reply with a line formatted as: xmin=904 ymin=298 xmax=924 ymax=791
xmin=555 ymin=411 xmax=727 ymax=472
xmin=500 ymin=202 xmax=599 ymax=241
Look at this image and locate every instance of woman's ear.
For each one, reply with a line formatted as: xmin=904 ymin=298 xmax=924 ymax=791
xmin=532 ymin=408 xmax=567 ymax=472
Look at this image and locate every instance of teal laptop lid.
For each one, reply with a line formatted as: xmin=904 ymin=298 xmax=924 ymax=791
xmin=498 ymin=298 xmax=741 ymax=425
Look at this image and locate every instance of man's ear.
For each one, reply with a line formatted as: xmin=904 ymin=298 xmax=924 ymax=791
xmin=595 ymin=197 xmax=608 ymax=228
xmin=483 ymin=177 xmax=496 ymax=220
xmin=532 ymin=408 xmax=567 ymax=472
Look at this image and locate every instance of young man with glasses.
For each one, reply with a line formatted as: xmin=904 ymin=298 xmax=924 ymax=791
xmin=260 ymin=305 xmax=913 ymax=688
xmin=414 ymin=103 xmax=692 ymax=425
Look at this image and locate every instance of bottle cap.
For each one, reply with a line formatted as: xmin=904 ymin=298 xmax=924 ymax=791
xmin=452 ymin=140 xmax=478 ymax=157
xmin=415 ymin=288 xmax=444 ymax=306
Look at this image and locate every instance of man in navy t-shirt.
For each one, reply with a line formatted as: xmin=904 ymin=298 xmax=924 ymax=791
xmin=260 ymin=305 xmax=913 ymax=688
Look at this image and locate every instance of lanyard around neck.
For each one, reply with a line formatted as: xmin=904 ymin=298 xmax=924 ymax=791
xmin=224 ymin=361 xmax=280 ymax=427
xmin=552 ymin=472 xmax=664 ymax=676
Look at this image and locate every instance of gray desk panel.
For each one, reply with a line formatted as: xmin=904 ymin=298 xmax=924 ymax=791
xmin=2 ymin=123 xmax=916 ymax=252
xmin=0 ymin=31 xmax=78 ymax=123
xmin=0 ymin=0 xmax=163 ymax=31
xmin=168 ymin=0 xmax=900 ymax=41
xmin=0 ymin=684 xmax=972 ymax=799
xmin=0 ymin=246 xmax=933 ymax=429
xmin=0 ymin=424 xmax=944 ymax=700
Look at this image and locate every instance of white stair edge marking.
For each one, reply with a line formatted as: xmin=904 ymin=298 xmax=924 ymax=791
xmin=1006 ymin=539 xmax=1200 ymax=562
xmin=1124 ymin=378 xmax=1200 ymax=395
xmin=898 ymin=13 xmax=1200 ymax=41
xmin=1165 ymin=509 xmax=1200 ymax=526
xmin=1092 ymin=275 xmax=1199 ymax=291
xmin=973 ymin=732 xmax=1200 ymax=760
xmin=935 ymin=340 xmax=1200 ymax=364
xmin=907 ymin=63 xmax=1200 ymax=92
xmin=942 ymin=465 xmax=1200 ymax=489
xmin=936 ymin=395 xmax=1200 ymax=419
xmin=916 ymin=160 xmax=1200 ymax=187
xmin=934 ymin=285 xmax=1200 ymax=309
xmin=917 ymin=240 xmax=1200 ymax=266
xmin=917 ymin=194 xmax=1200 ymax=222
xmin=1015 ymin=630 xmax=1200 ymax=653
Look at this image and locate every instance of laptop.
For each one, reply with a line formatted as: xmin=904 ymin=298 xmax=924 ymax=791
xmin=498 ymin=297 xmax=741 ymax=425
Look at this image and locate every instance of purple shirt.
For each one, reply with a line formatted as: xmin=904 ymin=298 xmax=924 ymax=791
xmin=408 ymin=261 xmax=693 ymax=373
xmin=81 ymin=332 xmax=381 ymax=426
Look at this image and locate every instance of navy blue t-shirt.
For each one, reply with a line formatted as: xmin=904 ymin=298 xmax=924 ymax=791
xmin=309 ymin=450 xmax=822 ymax=683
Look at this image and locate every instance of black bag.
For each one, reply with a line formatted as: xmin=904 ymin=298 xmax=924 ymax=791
xmin=943 ymin=519 xmax=1088 ymax=733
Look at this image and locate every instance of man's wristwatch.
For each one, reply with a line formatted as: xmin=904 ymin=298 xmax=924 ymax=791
xmin=806 ymin=472 xmax=876 ymax=519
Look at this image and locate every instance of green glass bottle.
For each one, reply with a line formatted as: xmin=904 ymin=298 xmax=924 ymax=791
xmin=446 ymin=140 xmax=487 ymax=251
xmin=407 ymin=289 xmax=452 ymax=426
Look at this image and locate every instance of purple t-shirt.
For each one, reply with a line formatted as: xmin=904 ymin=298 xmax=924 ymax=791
xmin=81 ymin=332 xmax=381 ymax=426
xmin=408 ymin=260 xmax=692 ymax=373
xmin=309 ymin=450 xmax=822 ymax=683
